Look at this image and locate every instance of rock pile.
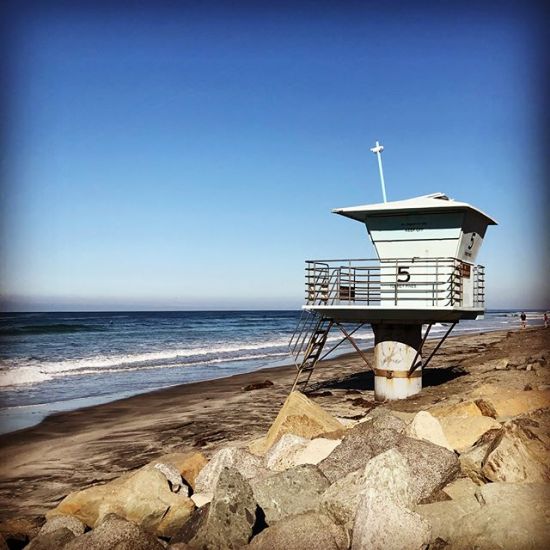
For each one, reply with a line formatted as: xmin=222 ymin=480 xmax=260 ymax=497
xmin=7 ymin=383 xmax=550 ymax=550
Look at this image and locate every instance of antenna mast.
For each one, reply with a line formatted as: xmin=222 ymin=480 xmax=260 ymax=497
xmin=370 ymin=140 xmax=387 ymax=203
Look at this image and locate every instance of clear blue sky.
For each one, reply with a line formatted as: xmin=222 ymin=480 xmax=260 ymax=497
xmin=1 ymin=1 xmax=548 ymax=311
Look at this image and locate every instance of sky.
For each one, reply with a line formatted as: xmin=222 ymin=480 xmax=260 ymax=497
xmin=1 ymin=0 xmax=548 ymax=311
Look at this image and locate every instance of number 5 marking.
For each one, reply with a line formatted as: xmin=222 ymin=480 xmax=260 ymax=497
xmin=397 ymin=266 xmax=410 ymax=283
xmin=467 ymin=233 xmax=477 ymax=250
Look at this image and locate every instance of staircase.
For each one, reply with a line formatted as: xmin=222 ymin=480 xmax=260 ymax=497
xmin=289 ymin=311 xmax=333 ymax=392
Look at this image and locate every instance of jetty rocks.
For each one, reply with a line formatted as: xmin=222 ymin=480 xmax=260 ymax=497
xmin=5 ymin=348 xmax=550 ymax=550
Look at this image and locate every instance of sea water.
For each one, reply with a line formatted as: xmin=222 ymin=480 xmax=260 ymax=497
xmin=0 ymin=310 xmax=545 ymax=434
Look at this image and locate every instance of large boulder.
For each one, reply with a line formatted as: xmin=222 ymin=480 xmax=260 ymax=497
xmin=318 ymin=414 xmax=405 ymax=482
xmin=415 ymin=497 xmax=481 ymax=543
xmin=352 ymin=491 xmax=430 ymax=550
xmin=194 ymin=447 xmax=268 ymax=495
xmin=188 ymin=468 xmax=257 ymax=550
xmin=417 ymin=483 xmax=550 ymax=549
xmin=251 ymin=464 xmax=330 ymax=525
xmin=470 ymin=384 xmax=550 ymax=418
xmin=320 ymin=469 xmax=363 ymax=531
xmin=481 ymin=424 xmax=550 ymax=482
xmin=351 ymin=449 xmax=431 ymax=550
xmin=48 ymin=467 xmax=195 ymax=537
xmin=438 ymin=415 xmax=502 ymax=453
xmin=247 ymin=512 xmax=347 ymax=550
xmin=249 ymin=392 xmax=344 ymax=455
xmin=404 ymin=411 xmax=453 ymax=451
xmin=395 ymin=437 xmax=460 ymax=504
xmin=63 ymin=514 xmax=164 ymax=550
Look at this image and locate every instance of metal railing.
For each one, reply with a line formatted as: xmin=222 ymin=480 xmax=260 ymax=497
xmin=305 ymin=258 xmax=485 ymax=308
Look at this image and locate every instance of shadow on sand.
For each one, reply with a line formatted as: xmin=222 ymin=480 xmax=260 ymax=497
xmin=309 ymin=365 xmax=467 ymax=393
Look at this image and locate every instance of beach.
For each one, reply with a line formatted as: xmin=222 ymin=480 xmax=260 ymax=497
xmin=1 ymin=326 xmax=548 ymax=527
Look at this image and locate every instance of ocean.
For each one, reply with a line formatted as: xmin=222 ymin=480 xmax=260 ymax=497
xmin=0 ymin=309 xmax=545 ymax=434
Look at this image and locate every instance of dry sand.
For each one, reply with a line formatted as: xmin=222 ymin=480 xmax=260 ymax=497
xmin=0 ymin=327 xmax=548 ymax=520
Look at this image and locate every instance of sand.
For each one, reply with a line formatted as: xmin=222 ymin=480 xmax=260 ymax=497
xmin=0 ymin=327 xmax=548 ymax=520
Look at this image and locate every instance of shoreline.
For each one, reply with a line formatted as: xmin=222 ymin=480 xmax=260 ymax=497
xmin=0 ymin=327 xmax=548 ymax=521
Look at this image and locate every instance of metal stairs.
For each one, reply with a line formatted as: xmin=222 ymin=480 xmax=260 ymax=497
xmin=289 ymin=311 xmax=333 ymax=392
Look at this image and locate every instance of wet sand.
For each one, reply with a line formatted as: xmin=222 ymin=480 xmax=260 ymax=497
xmin=0 ymin=327 xmax=548 ymax=520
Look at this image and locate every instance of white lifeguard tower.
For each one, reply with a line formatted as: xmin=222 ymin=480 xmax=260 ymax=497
xmin=289 ymin=145 xmax=497 ymax=400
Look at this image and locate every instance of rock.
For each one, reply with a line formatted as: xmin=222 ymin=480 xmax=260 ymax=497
xmin=481 ymin=424 xmax=550 ymax=482
xmin=492 ymin=358 xmax=510 ymax=370
xmin=405 ymin=411 xmax=453 ymax=451
xmin=361 ymin=449 xmax=415 ymax=508
xmin=48 ymin=467 xmax=195 ymax=537
xmin=458 ymin=440 xmax=493 ymax=484
xmin=194 ymin=447 xmax=268 ymax=494
xmin=249 ymin=391 xmax=344 ymax=455
xmin=438 ymin=415 xmax=502 ymax=452
xmin=167 ymin=544 xmax=192 ymax=550
xmin=171 ymin=504 xmax=210 ymax=545
xmin=320 ymin=469 xmax=363 ymax=531
xmin=293 ymin=438 xmax=341 ymax=466
xmin=264 ymin=434 xmax=310 ymax=471
xmin=25 ymin=528 xmax=76 ymax=550
xmin=415 ymin=498 xmax=481 ymax=543
xmin=242 ymin=380 xmax=274 ymax=391
xmin=470 ymin=384 xmax=550 ymax=417
xmin=352 ymin=490 xmax=431 ymax=550
xmin=63 ymin=514 xmax=164 ymax=550
xmin=0 ymin=517 xmax=44 ymax=548
xmin=441 ymin=477 xmax=479 ymax=501
xmin=153 ymin=452 xmax=208 ymax=491
xmin=429 ymin=400 xmax=482 ymax=418
xmin=189 ymin=468 xmax=257 ymax=550
xmin=154 ymin=462 xmax=185 ymax=494
xmin=418 ymin=483 xmax=550 ymax=549
xmin=351 ymin=448 xmax=435 ymax=546
xmin=38 ymin=516 xmax=86 ymax=537
xmin=473 ymin=398 xmax=497 ymax=418
xmin=251 ymin=464 xmax=330 ymax=525
xmin=395 ymin=437 xmax=460 ymax=504
xmin=247 ymin=512 xmax=347 ymax=550
xmin=318 ymin=413 xmax=405 ymax=482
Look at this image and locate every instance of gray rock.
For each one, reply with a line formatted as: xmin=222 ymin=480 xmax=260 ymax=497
xmin=264 ymin=434 xmax=309 ymax=471
xmin=63 ymin=514 xmax=164 ymax=550
xmin=194 ymin=447 xmax=267 ymax=494
xmin=247 ymin=512 xmax=347 ymax=550
xmin=318 ymin=414 xmax=405 ymax=482
xmin=38 ymin=516 xmax=86 ymax=538
xmin=25 ymin=528 xmax=76 ymax=550
xmin=251 ymin=464 xmax=330 ymax=525
xmin=352 ymin=489 xmax=431 ymax=550
xmin=395 ymin=436 xmax=459 ymax=503
xmin=361 ymin=449 xmax=415 ymax=508
xmin=320 ymin=469 xmax=363 ymax=531
xmin=189 ymin=468 xmax=257 ymax=549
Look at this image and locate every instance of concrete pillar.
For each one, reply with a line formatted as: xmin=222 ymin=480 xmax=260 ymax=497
xmin=371 ymin=323 xmax=422 ymax=401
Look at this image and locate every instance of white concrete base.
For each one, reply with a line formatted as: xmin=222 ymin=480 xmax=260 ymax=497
xmin=372 ymin=324 xmax=422 ymax=401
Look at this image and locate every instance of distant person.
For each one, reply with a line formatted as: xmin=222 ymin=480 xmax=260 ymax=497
xmin=520 ymin=311 xmax=527 ymax=329
xmin=544 ymin=312 xmax=548 ymax=328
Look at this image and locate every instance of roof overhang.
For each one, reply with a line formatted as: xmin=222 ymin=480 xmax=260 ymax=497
xmin=332 ymin=193 xmax=498 ymax=226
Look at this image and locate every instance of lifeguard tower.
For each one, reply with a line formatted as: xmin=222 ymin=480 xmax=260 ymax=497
xmin=289 ymin=143 xmax=497 ymax=400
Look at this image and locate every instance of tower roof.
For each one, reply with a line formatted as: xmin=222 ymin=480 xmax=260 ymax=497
xmin=332 ymin=192 xmax=498 ymax=225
